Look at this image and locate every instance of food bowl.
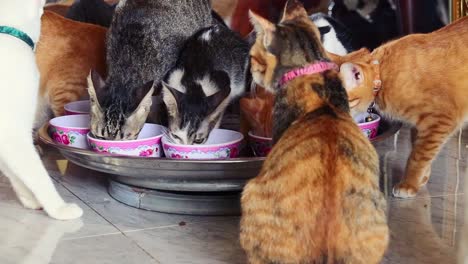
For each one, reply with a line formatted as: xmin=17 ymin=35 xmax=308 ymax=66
xmin=49 ymin=114 xmax=90 ymax=149
xmin=162 ymin=129 xmax=244 ymax=160
xmin=65 ymin=96 xmax=161 ymax=116
xmin=354 ymin=113 xmax=381 ymax=139
xmin=87 ymin=124 xmax=166 ymax=157
xmin=64 ymin=100 xmax=90 ymax=115
xmin=248 ymin=131 xmax=273 ymax=157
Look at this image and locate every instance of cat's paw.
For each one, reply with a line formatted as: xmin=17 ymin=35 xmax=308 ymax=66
xmin=18 ymin=195 xmax=42 ymax=210
xmin=47 ymin=203 xmax=83 ymax=220
xmin=392 ymin=182 xmax=418 ymax=198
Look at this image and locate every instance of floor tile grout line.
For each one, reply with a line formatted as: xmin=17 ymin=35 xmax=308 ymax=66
xmin=54 ymin=177 xmax=161 ymax=263
xmin=123 ymin=224 xmax=181 ymax=234
xmin=62 ymin=231 xmax=124 ymax=241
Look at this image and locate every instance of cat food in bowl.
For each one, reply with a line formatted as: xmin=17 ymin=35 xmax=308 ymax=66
xmin=64 ymin=100 xmax=90 ymax=115
xmin=248 ymin=131 xmax=273 ymax=157
xmin=162 ymin=129 xmax=244 ymax=160
xmin=354 ymin=113 xmax=381 ymax=139
xmin=87 ymin=124 xmax=166 ymax=157
xmin=49 ymin=114 xmax=90 ymax=149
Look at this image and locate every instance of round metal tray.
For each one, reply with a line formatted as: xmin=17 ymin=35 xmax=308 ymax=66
xmin=108 ymin=180 xmax=241 ymax=216
xmin=39 ymin=120 xmax=400 ymax=215
xmin=39 ymin=119 xmax=401 ymax=192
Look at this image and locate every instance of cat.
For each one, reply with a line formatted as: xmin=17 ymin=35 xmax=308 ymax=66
xmin=330 ymin=0 xmax=398 ymax=49
xmin=335 ymin=17 xmax=468 ymax=198
xmin=246 ymin=12 xmax=356 ymax=56
xmin=65 ymin=0 xmax=116 ymax=27
xmin=162 ymin=24 xmax=250 ymax=145
xmin=240 ymin=85 xmax=274 ymax=138
xmin=88 ymin=0 xmax=214 ymax=140
xmin=0 ymin=0 xmax=82 ymax=220
xmin=310 ymin=12 xmax=356 ymax=55
xmin=240 ymin=1 xmax=388 ymax=263
xmin=34 ymin=11 xmax=107 ymax=130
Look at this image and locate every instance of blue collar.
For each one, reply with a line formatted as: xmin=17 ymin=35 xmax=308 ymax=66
xmin=0 ymin=26 xmax=35 ymax=50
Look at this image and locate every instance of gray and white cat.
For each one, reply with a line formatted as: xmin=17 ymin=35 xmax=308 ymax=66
xmin=88 ymin=0 xmax=214 ymax=140
xmin=310 ymin=13 xmax=356 ymax=55
xmin=0 ymin=0 xmax=82 ymax=220
xmin=163 ymin=24 xmax=250 ymax=145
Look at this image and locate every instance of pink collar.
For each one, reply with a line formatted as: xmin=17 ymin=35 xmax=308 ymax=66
xmin=279 ymin=61 xmax=338 ymax=86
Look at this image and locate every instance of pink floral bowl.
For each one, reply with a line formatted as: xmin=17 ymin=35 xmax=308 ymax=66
xmin=49 ymin=114 xmax=90 ymax=149
xmin=354 ymin=113 xmax=381 ymax=140
xmin=248 ymin=131 xmax=273 ymax=157
xmin=162 ymin=129 xmax=244 ymax=160
xmin=64 ymin=100 xmax=90 ymax=115
xmin=87 ymin=124 xmax=166 ymax=157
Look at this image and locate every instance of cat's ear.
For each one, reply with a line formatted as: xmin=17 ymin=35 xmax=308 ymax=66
xmin=162 ymin=81 xmax=184 ymax=117
xmin=280 ymin=0 xmax=309 ymax=22
xmin=123 ymin=81 xmax=155 ymax=135
xmin=318 ymin=26 xmax=331 ymax=36
xmin=249 ymin=10 xmax=275 ymax=47
xmin=87 ymin=69 xmax=106 ymax=108
xmin=135 ymin=81 xmax=155 ymax=109
xmin=340 ymin=62 xmax=365 ymax=93
xmin=206 ymin=87 xmax=231 ymax=125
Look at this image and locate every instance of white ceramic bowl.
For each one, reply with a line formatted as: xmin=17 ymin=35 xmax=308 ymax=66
xmin=49 ymin=114 xmax=90 ymax=149
xmin=64 ymin=100 xmax=90 ymax=115
xmin=87 ymin=124 xmax=166 ymax=157
xmin=162 ymin=129 xmax=244 ymax=160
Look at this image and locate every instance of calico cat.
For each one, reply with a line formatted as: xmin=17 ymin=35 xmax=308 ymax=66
xmin=162 ymin=24 xmax=250 ymax=144
xmin=0 ymin=0 xmax=82 ymax=220
xmin=246 ymin=13 xmax=356 ymax=57
xmin=88 ymin=0 xmax=214 ymax=140
xmin=240 ymin=1 xmax=388 ymax=263
xmin=334 ymin=17 xmax=468 ymax=198
xmin=310 ymin=12 xmax=356 ymax=55
xmin=65 ymin=0 xmax=116 ymax=27
xmin=34 ymin=11 xmax=107 ymax=129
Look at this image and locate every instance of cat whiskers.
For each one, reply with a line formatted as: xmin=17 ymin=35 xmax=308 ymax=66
xmin=162 ymin=128 xmax=177 ymax=144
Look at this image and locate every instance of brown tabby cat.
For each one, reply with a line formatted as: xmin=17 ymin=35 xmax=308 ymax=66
xmin=240 ymin=1 xmax=389 ymax=263
xmin=34 ymin=11 xmax=107 ymax=128
xmin=333 ymin=17 xmax=468 ymax=198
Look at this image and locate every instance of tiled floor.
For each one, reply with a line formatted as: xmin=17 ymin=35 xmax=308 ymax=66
xmin=0 ymin=125 xmax=466 ymax=264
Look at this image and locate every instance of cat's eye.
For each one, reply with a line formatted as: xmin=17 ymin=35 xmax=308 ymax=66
xmin=193 ymin=138 xmax=205 ymax=144
xmin=171 ymin=133 xmax=182 ymax=141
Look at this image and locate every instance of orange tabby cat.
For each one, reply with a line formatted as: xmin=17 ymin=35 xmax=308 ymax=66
xmin=35 ymin=11 xmax=107 ymax=128
xmin=240 ymin=1 xmax=388 ymax=263
xmin=334 ymin=17 xmax=468 ymax=198
xmin=240 ymin=86 xmax=274 ymax=138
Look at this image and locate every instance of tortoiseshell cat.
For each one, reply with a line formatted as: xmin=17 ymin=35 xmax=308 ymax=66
xmin=240 ymin=1 xmax=388 ymax=263
xmin=335 ymin=17 xmax=468 ymax=198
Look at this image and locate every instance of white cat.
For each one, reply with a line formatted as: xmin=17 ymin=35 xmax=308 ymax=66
xmin=0 ymin=0 xmax=83 ymax=220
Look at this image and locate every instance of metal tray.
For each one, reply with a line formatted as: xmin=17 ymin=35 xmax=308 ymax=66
xmin=39 ymin=119 xmax=401 ymax=192
xmin=39 ymin=120 xmax=401 ymax=215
